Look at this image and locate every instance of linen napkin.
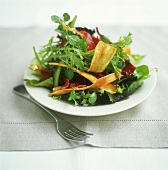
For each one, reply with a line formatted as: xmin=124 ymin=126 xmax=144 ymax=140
xmin=0 ymin=26 xmax=168 ymax=151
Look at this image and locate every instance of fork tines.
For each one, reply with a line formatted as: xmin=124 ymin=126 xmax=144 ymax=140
xmin=64 ymin=128 xmax=93 ymax=141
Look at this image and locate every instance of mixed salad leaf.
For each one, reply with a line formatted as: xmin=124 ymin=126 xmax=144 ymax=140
xmin=25 ymin=13 xmax=150 ymax=106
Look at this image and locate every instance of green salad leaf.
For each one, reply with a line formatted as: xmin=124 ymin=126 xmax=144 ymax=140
xmin=135 ymin=65 xmax=150 ymax=81
xmin=25 ymin=77 xmax=53 ymax=87
xmin=127 ymin=65 xmax=149 ymax=92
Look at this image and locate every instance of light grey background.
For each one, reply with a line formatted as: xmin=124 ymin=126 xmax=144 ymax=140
xmin=0 ymin=0 xmax=168 ymax=27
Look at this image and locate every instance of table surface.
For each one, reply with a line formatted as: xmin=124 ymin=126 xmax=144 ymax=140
xmin=1 ymin=26 xmax=168 ymax=170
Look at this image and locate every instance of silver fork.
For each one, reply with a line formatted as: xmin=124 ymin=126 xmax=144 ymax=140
xmin=13 ymin=85 xmax=93 ymax=142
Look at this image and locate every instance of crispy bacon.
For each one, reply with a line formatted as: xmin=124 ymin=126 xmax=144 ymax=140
xmin=60 ymin=76 xmax=70 ymax=90
xmin=60 ymin=77 xmax=87 ymax=90
xmin=78 ymin=30 xmax=96 ymax=51
xmin=122 ymin=61 xmax=136 ymax=76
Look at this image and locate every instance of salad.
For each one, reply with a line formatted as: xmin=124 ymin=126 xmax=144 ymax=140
xmin=25 ymin=13 xmax=150 ymax=106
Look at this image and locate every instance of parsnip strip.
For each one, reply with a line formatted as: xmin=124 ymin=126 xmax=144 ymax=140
xmin=49 ymin=73 xmax=118 ymax=96
xmin=62 ymin=21 xmax=84 ymax=38
xmin=123 ymin=48 xmax=131 ymax=55
xmin=48 ymin=62 xmax=97 ymax=81
xmin=48 ymin=62 xmax=118 ymax=95
xmin=88 ymin=41 xmax=117 ymax=73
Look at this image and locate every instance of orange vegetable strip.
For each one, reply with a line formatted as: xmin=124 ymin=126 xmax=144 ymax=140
xmin=48 ymin=62 xmax=118 ymax=95
xmin=48 ymin=72 xmax=118 ymax=96
xmin=88 ymin=41 xmax=117 ymax=73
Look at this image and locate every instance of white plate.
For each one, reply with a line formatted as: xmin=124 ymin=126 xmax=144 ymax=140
xmin=24 ymin=58 xmax=157 ymax=117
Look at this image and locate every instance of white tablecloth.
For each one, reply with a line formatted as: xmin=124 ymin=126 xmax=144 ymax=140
xmin=1 ymin=147 xmax=168 ymax=170
xmin=0 ymin=26 xmax=168 ymax=150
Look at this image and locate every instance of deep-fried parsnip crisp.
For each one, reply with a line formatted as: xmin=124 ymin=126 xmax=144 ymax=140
xmin=48 ymin=72 xmax=118 ymax=96
xmin=123 ymin=48 xmax=131 ymax=55
xmin=48 ymin=62 xmax=118 ymax=95
xmin=88 ymin=41 xmax=117 ymax=73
